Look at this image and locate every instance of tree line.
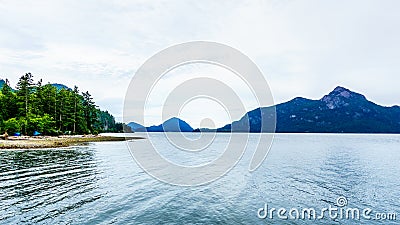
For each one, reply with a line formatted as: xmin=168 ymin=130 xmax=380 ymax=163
xmin=0 ymin=73 xmax=124 ymax=135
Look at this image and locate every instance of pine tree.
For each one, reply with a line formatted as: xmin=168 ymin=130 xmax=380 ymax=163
xmin=16 ymin=73 xmax=35 ymax=118
xmin=0 ymin=79 xmax=17 ymax=121
xmin=16 ymin=73 xmax=35 ymax=134
xmin=32 ymin=79 xmax=44 ymax=116
xmin=82 ymin=91 xmax=97 ymax=133
xmin=73 ymin=86 xmax=79 ymax=134
xmin=0 ymin=73 xmax=123 ymax=135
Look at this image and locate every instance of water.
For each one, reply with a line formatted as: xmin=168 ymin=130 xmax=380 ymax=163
xmin=1 ymin=134 xmax=399 ymax=224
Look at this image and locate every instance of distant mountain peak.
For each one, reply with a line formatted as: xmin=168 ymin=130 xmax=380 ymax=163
xmin=321 ymin=86 xmax=366 ymax=109
xmin=51 ymin=83 xmax=70 ymax=90
xmin=287 ymin=97 xmax=313 ymax=105
xmin=328 ymin=86 xmax=352 ymax=97
xmin=127 ymin=121 xmax=145 ymax=132
xmin=128 ymin=85 xmax=400 ymax=134
xmin=165 ymin=117 xmax=180 ymax=121
xmin=218 ymin=85 xmax=400 ymax=133
xmin=0 ymin=79 xmax=7 ymax=89
xmin=332 ymin=86 xmax=349 ymax=92
xmin=161 ymin=117 xmax=193 ymax=132
xmin=130 ymin=117 xmax=194 ymax=132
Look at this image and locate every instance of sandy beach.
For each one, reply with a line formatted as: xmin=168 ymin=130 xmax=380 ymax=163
xmin=0 ymin=135 xmax=144 ymax=149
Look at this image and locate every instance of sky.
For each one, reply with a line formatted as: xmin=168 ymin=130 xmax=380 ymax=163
xmin=1 ymin=0 xmax=400 ymax=127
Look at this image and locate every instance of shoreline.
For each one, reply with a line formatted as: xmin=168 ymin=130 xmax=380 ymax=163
xmin=0 ymin=135 xmax=144 ymax=149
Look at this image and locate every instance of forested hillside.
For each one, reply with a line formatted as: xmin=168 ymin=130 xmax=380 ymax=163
xmin=0 ymin=73 xmax=123 ymax=135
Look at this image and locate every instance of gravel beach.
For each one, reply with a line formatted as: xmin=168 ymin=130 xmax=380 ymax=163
xmin=0 ymin=135 xmax=144 ymax=149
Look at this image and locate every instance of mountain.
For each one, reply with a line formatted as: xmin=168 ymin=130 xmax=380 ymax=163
xmin=217 ymin=107 xmax=275 ymax=133
xmin=0 ymin=79 xmax=5 ymax=89
xmin=133 ymin=117 xmax=194 ymax=132
xmin=0 ymin=79 xmax=16 ymax=91
xmin=218 ymin=86 xmax=400 ymax=133
xmin=51 ymin=83 xmax=70 ymax=90
xmin=146 ymin=117 xmax=193 ymax=132
xmin=128 ymin=86 xmax=400 ymax=133
xmin=127 ymin=121 xmax=146 ymax=132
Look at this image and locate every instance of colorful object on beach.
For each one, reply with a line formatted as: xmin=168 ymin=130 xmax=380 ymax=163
xmin=14 ymin=132 xmax=21 ymax=136
xmin=33 ymin=131 xmax=41 ymax=136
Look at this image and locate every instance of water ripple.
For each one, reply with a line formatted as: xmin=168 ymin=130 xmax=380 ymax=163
xmin=0 ymin=135 xmax=399 ymax=224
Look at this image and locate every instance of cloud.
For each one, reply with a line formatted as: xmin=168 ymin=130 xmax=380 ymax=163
xmin=1 ymin=0 xmax=400 ymax=125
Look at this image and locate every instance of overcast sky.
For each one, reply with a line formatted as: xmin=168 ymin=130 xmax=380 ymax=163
xmin=1 ymin=0 xmax=399 ymax=127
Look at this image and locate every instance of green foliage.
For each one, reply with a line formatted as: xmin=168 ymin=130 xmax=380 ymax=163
xmin=16 ymin=73 xmax=34 ymax=118
xmin=3 ymin=118 xmax=21 ymax=134
xmin=0 ymin=73 xmax=124 ymax=135
xmin=25 ymin=114 xmax=56 ymax=135
xmin=0 ymin=79 xmax=18 ymax=121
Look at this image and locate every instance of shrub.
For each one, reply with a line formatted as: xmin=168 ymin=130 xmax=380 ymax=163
xmin=3 ymin=118 xmax=21 ymax=134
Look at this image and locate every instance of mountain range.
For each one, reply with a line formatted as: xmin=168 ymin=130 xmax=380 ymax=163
xmin=129 ymin=86 xmax=400 ymax=133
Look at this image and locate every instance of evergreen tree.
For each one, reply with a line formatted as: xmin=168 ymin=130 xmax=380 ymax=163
xmin=32 ymin=79 xmax=44 ymax=116
xmin=0 ymin=79 xmax=18 ymax=121
xmin=16 ymin=73 xmax=34 ymax=118
xmin=0 ymin=73 xmax=124 ymax=135
xmin=82 ymin=91 xmax=97 ymax=134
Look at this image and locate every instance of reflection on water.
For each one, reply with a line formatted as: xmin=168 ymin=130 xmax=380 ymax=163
xmin=0 ymin=134 xmax=399 ymax=224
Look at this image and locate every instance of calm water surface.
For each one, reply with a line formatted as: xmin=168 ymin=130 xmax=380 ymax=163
xmin=1 ymin=134 xmax=399 ymax=224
